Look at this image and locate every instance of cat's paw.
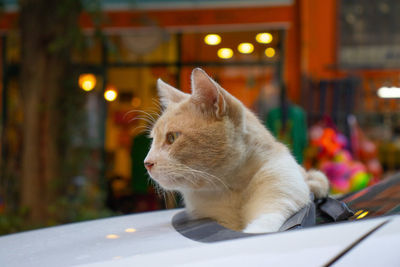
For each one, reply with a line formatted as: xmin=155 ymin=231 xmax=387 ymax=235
xmin=243 ymin=222 xmax=280 ymax=233
xmin=242 ymin=213 xmax=285 ymax=233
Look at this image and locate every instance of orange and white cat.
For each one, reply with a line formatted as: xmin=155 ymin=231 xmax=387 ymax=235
xmin=144 ymin=68 xmax=329 ymax=233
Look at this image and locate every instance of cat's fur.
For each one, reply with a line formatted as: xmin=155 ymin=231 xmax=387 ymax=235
xmin=144 ymin=68 xmax=329 ymax=233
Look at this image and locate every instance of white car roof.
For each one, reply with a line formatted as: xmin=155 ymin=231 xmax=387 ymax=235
xmin=0 ymin=209 xmax=399 ymax=266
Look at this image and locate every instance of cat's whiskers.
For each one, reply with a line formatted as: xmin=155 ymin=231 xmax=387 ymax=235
xmin=139 ymin=116 xmax=156 ymax=126
xmin=128 ymin=116 xmax=155 ymax=129
xmin=175 ymin=162 xmax=230 ymax=190
xmin=149 ymin=176 xmax=166 ymax=198
xmin=180 ymin=171 xmax=203 ymax=188
xmin=162 ymin=191 xmax=167 ymax=208
xmin=147 ymin=161 xmax=230 ymax=209
xmin=151 ymin=98 xmax=163 ymax=112
xmin=156 ymin=165 xmax=199 ymax=188
xmin=131 ymin=125 xmax=151 ymax=135
xmin=126 ymin=109 xmax=160 ymax=127
xmin=152 ymin=166 xmax=176 ymax=183
xmin=182 ymin=167 xmax=218 ymax=188
xmin=145 ymin=108 xmax=161 ymax=120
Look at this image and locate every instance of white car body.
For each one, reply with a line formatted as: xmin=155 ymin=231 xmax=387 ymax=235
xmin=0 ymin=208 xmax=399 ymax=267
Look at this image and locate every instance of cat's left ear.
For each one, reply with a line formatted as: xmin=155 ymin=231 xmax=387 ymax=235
xmin=157 ymin=79 xmax=189 ymax=109
xmin=191 ymin=68 xmax=226 ymax=118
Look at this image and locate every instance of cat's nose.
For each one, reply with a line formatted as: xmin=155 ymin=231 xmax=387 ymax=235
xmin=144 ymin=161 xmax=155 ymax=171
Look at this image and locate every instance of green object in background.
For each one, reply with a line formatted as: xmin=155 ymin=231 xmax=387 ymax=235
xmin=266 ymin=105 xmax=308 ymax=164
xmin=350 ymin=172 xmax=370 ymax=192
xmin=131 ymin=134 xmax=152 ymax=193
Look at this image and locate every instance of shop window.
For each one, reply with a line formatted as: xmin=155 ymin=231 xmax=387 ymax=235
xmin=71 ymin=35 xmax=103 ymax=64
xmin=107 ymin=32 xmax=177 ymax=64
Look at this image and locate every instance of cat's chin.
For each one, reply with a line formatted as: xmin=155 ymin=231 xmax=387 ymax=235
xmin=151 ymin=176 xmax=205 ymax=191
xmin=150 ymin=176 xmax=181 ymax=190
xmin=156 ymin=182 xmax=179 ymax=191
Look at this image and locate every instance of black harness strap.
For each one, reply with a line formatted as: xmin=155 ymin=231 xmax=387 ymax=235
xmin=316 ymin=197 xmax=354 ymax=223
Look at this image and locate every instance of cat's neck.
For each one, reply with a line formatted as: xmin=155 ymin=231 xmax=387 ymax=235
xmin=181 ymin=188 xmax=244 ymax=230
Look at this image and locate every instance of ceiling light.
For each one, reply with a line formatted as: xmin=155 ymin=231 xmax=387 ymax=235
xmin=217 ymin=48 xmax=233 ymax=59
xmin=256 ymin=33 xmax=273 ymax=44
xmin=204 ymin=34 xmax=221 ymax=45
xmin=238 ymin=43 xmax=254 ymax=54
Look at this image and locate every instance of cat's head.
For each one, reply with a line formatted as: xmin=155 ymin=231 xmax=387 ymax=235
xmin=144 ymin=68 xmax=245 ymax=191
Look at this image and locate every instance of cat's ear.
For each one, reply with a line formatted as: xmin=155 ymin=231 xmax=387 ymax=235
xmin=191 ymin=68 xmax=226 ymax=118
xmin=157 ymin=79 xmax=189 ymax=108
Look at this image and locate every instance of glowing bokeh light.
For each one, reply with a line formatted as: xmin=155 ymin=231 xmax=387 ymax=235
xmin=78 ymin=73 xmax=96 ymax=92
xmin=377 ymin=87 xmax=400 ymax=98
xmin=356 ymin=211 xmax=369 ymax=220
xmin=131 ymin=97 xmax=142 ymax=108
xmin=265 ymin=47 xmax=276 ymax=58
xmin=106 ymin=234 xmax=120 ymax=239
xmin=204 ymin=34 xmax=221 ymax=45
xmin=354 ymin=210 xmax=364 ymax=217
xmin=125 ymin=228 xmax=137 ymax=233
xmin=238 ymin=43 xmax=254 ymax=54
xmin=104 ymin=87 xmax=118 ymax=102
xmin=217 ymin=48 xmax=233 ymax=59
xmin=256 ymin=33 xmax=273 ymax=44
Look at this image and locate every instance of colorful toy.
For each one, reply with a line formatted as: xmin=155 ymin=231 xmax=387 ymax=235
xmin=350 ymin=171 xmax=370 ymax=192
xmin=310 ymin=127 xmax=342 ymax=158
xmin=321 ymin=161 xmax=371 ymax=194
xmin=306 ymin=123 xmax=378 ymax=195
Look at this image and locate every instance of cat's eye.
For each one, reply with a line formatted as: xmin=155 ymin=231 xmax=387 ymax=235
xmin=166 ymin=132 xmax=180 ymax=145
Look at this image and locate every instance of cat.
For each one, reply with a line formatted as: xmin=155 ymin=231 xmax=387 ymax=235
xmin=144 ymin=68 xmax=329 ymax=233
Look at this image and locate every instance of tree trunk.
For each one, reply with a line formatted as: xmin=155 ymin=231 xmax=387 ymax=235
xmin=19 ymin=0 xmax=81 ymax=223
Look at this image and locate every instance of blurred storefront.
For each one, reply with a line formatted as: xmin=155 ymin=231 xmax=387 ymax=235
xmin=0 ymin=0 xmax=400 ymax=214
xmin=1 ymin=0 xmax=295 ymax=213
